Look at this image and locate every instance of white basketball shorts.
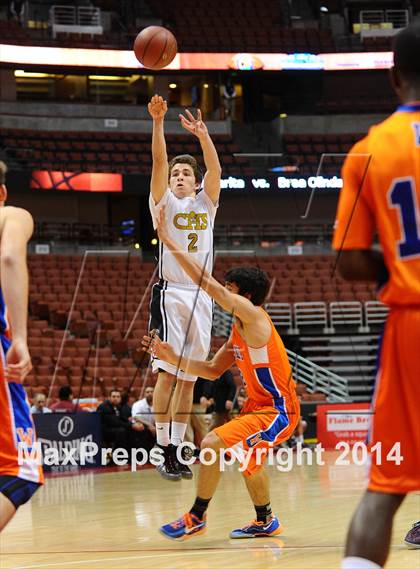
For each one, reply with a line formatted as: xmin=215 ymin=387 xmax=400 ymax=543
xmin=149 ymin=280 xmax=213 ymax=382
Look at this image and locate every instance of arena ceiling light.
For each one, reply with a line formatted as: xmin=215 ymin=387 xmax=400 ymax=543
xmin=169 ymin=83 xmax=177 ymax=89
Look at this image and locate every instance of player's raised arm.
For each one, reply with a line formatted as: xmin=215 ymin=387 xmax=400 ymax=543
xmin=179 ymin=109 xmax=221 ymax=204
xmin=0 ymin=207 xmax=34 ymax=382
xmin=142 ymin=334 xmax=235 ymax=380
xmin=148 ymin=95 xmax=169 ymax=205
xmin=155 ymin=206 xmax=258 ymax=323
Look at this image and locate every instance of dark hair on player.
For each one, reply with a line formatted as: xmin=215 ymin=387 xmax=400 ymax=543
xmin=59 ymin=386 xmax=73 ymax=400
xmin=168 ymin=154 xmax=202 ymax=183
xmin=393 ymin=23 xmax=420 ymax=84
xmin=224 ymin=266 xmax=270 ymax=306
xmin=0 ymin=161 xmax=7 ymax=185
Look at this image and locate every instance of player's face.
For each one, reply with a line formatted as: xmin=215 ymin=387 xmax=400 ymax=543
xmin=169 ymin=163 xmax=199 ymax=198
xmin=110 ymin=391 xmax=121 ymax=405
xmin=35 ymin=395 xmax=46 ymax=410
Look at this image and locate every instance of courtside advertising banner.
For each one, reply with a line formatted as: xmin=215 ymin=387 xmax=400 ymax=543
xmin=317 ymin=403 xmax=370 ymax=449
xmin=33 ymin=412 xmax=102 ymax=472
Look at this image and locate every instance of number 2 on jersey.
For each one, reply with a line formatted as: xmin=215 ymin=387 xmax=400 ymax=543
xmin=389 ymin=178 xmax=420 ymax=259
xmin=188 ymin=232 xmax=198 ymax=252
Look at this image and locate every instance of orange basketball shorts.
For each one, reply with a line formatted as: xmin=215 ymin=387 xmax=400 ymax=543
xmin=213 ymin=396 xmax=300 ymax=477
xmin=368 ymin=307 xmax=420 ymax=494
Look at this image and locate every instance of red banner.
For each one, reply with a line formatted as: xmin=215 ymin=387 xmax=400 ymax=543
xmin=317 ymin=403 xmax=371 ymax=449
xmin=31 ymin=171 xmax=122 ymax=192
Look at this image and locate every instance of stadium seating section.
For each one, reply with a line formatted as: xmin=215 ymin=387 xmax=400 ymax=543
xmin=1 ymin=129 xmax=251 ymax=175
xmin=283 ymin=132 xmax=361 ymax=175
xmin=26 ymin=254 xmax=376 ymax=402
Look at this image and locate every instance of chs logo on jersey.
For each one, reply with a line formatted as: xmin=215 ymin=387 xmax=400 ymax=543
xmin=173 ymin=211 xmax=208 ymax=230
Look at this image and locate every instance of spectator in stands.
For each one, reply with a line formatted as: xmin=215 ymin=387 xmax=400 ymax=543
xmin=131 ymin=387 xmax=155 ymax=430
xmin=210 ymin=369 xmax=236 ymax=430
xmin=185 ymin=378 xmax=213 ymax=448
xmin=97 ymin=389 xmax=143 ymax=455
xmin=30 ymin=393 xmax=52 ymax=415
xmin=50 ymin=386 xmax=83 ymax=413
xmin=131 ymin=387 xmax=156 ymax=454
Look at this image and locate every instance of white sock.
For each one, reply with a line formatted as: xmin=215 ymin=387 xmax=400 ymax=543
xmin=170 ymin=421 xmax=187 ymax=446
xmin=342 ymin=557 xmax=382 ymax=569
xmin=155 ymin=422 xmax=170 ymax=446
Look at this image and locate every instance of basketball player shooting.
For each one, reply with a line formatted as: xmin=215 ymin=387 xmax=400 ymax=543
xmin=147 ymin=95 xmax=221 ymax=481
xmin=0 ymin=162 xmax=43 ymax=532
xmin=142 ymin=206 xmax=300 ymax=540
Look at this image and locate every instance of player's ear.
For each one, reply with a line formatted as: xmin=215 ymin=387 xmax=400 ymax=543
xmin=0 ymin=184 xmax=7 ymax=203
xmin=389 ymin=66 xmax=400 ymax=94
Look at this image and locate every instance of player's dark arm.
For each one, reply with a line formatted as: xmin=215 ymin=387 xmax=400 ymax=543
xmin=142 ymin=336 xmax=235 ymax=381
xmin=179 ymin=109 xmax=221 ymax=204
xmin=336 ymin=249 xmax=388 ymax=284
xmin=148 ymin=95 xmax=169 ymax=205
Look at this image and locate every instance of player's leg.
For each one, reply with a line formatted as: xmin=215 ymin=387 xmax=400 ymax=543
xmin=169 ymin=290 xmax=213 ymax=479
xmin=152 ymin=371 xmax=180 ymax=480
xmin=159 ymin=431 xmax=225 ymax=540
xmin=342 ymin=309 xmax=420 ymax=568
xmin=0 ymin=492 xmax=16 ymax=532
xmin=170 ymin=378 xmax=195 ymax=478
xmin=0 ymin=476 xmax=41 ymax=533
xmin=343 ymin=491 xmax=405 ymax=568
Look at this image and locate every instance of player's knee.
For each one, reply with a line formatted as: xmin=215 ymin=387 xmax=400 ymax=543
xmin=201 ymin=432 xmax=222 ymax=452
xmin=158 ymin=372 xmax=176 ymax=383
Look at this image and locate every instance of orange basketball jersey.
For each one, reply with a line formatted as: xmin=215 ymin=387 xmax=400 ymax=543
xmin=231 ymin=310 xmax=299 ymax=413
xmin=333 ymin=103 xmax=420 ymax=306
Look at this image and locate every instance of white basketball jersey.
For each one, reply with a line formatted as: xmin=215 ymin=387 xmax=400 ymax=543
xmin=149 ymin=188 xmax=218 ymax=286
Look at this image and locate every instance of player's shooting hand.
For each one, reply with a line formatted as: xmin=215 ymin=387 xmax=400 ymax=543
xmin=148 ymin=94 xmax=168 ymax=120
xmin=156 ymin=205 xmax=169 ymax=243
xmin=141 ymin=333 xmax=177 ymax=366
xmin=179 ymin=109 xmax=208 ymax=139
xmin=5 ymin=339 xmax=32 ymax=383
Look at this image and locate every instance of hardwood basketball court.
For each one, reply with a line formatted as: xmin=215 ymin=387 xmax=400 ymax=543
xmin=1 ymin=451 xmax=418 ymax=569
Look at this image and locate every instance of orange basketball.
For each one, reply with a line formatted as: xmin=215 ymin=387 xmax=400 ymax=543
xmin=133 ymin=26 xmax=178 ymax=70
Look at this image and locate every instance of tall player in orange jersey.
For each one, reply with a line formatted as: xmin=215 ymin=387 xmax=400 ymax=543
xmin=333 ymin=24 xmax=420 ymax=569
xmin=142 ymin=206 xmax=300 ymax=540
xmin=0 ymin=162 xmax=43 ymax=532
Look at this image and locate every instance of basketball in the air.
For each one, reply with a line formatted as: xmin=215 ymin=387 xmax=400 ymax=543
xmin=133 ymin=26 xmax=178 ymax=70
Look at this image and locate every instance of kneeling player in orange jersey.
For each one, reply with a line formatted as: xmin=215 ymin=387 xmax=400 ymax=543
xmin=142 ymin=206 xmax=300 ymax=540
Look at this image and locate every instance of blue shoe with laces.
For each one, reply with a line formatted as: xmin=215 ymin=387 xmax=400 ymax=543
xmin=230 ymin=516 xmax=283 ymax=539
xmin=160 ymin=512 xmax=206 ymax=540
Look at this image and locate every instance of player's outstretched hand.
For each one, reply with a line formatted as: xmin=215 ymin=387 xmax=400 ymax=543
xmin=141 ymin=333 xmax=177 ymax=366
xmin=148 ymin=94 xmax=168 ymax=120
xmin=179 ymin=109 xmax=208 ymax=139
xmin=5 ymin=339 xmax=32 ymax=383
xmin=155 ymin=205 xmax=169 ymax=244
